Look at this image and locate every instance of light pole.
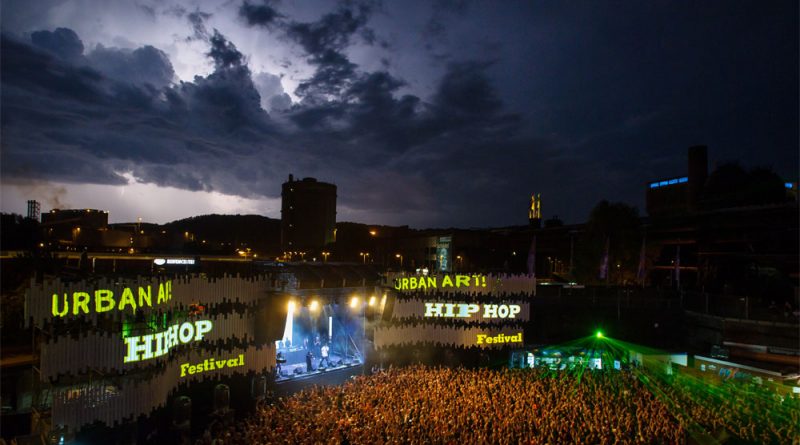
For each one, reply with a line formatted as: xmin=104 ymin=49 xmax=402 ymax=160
xmin=395 ymin=253 xmax=403 ymax=269
xmin=322 ymin=251 xmax=330 ymax=263
xmin=360 ymin=252 xmax=369 ymax=264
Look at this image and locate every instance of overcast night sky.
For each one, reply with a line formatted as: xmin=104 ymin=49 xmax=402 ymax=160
xmin=1 ymin=0 xmax=797 ymax=228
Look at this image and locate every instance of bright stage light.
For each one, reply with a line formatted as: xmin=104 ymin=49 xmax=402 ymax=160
xmin=596 ymin=331 xmax=604 ymax=338
xmin=283 ymin=300 xmax=295 ymax=346
xmin=309 ymin=300 xmax=319 ymax=311
xmin=368 ymin=296 xmax=376 ymax=307
xmin=349 ymin=297 xmax=359 ymax=308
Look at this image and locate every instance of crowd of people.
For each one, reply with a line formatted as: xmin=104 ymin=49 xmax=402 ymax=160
xmin=636 ymin=368 xmax=800 ymax=444
xmin=199 ymin=366 xmax=688 ymax=444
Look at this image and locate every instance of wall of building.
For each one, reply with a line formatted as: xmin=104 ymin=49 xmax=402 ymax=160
xmin=280 ymin=176 xmax=337 ymax=254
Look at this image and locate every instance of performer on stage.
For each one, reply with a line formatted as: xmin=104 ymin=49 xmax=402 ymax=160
xmin=306 ymin=350 xmax=314 ymax=373
xmin=320 ymin=343 xmax=330 ymax=368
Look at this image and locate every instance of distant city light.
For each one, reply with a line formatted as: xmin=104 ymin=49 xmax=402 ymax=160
xmin=650 ymin=177 xmax=688 ymax=189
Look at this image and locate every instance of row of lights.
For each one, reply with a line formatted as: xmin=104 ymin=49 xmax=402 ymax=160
xmin=289 ymin=295 xmax=384 ymax=311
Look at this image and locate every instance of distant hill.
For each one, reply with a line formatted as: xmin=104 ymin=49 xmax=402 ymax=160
xmin=163 ymin=214 xmax=280 ymax=256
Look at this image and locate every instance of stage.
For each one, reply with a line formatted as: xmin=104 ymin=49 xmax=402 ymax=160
xmin=274 ymin=361 xmax=364 ymax=396
xmin=275 ymin=345 xmax=362 ymax=382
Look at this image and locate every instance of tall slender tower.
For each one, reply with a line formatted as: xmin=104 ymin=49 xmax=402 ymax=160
xmin=528 ymin=194 xmax=541 ymax=228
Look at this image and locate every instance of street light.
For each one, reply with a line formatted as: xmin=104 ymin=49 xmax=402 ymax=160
xmin=322 ymin=251 xmax=330 ymax=263
xmin=395 ymin=253 xmax=403 ymax=268
xmin=456 ymin=255 xmax=463 ymax=270
xmin=360 ymin=252 xmax=370 ymax=264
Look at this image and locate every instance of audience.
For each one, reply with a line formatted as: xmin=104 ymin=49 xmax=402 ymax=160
xmin=200 ymin=366 xmax=693 ymax=444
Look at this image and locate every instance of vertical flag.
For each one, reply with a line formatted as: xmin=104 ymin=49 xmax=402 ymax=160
xmin=599 ymin=237 xmax=609 ymax=281
xmin=526 ymin=235 xmax=536 ymax=278
xmin=637 ymin=235 xmax=647 ymax=285
xmin=675 ymin=244 xmax=681 ymax=289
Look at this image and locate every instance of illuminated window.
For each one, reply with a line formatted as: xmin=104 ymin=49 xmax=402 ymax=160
xmin=678 ymin=177 xmax=688 ymax=183
xmin=786 ymin=182 xmax=793 ymax=189
xmin=668 ymin=179 xmax=678 ymax=185
xmin=659 ymin=180 xmax=668 ymax=186
xmin=649 ymin=183 xmax=659 ymax=189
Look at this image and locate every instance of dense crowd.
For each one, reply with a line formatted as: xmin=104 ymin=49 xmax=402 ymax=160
xmin=200 ymin=366 xmax=687 ymax=444
xmin=638 ymin=369 xmax=800 ymax=444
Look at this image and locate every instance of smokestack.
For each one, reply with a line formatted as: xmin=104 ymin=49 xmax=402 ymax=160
xmin=687 ymin=145 xmax=708 ymax=211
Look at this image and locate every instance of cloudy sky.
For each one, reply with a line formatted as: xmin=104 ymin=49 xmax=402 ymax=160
xmin=1 ymin=0 xmax=797 ymax=227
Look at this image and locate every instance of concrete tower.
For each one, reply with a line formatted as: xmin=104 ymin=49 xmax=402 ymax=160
xmin=280 ymin=175 xmax=337 ymax=256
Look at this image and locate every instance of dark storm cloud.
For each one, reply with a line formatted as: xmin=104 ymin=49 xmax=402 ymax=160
xmin=424 ymin=0 xmax=471 ymax=40
xmin=87 ymin=45 xmax=175 ymax=88
xmin=277 ymin=59 xmax=528 ymax=223
xmin=284 ymin=2 xmax=376 ymax=101
xmin=208 ymin=30 xmax=246 ymax=70
xmin=2 ymin=0 xmax=797 ymax=228
xmin=1 ymin=29 xmax=282 ymax=198
xmin=187 ymin=10 xmax=212 ymax=40
xmin=30 ymin=27 xmax=84 ymax=62
xmin=0 ymin=9 xmax=600 ymax=227
xmin=2 ymin=33 xmax=104 ymax=103
xmin=285 ymin=2 xmax=373 ymax=56
xmin=234 ymin=0 xmax=529 ymax=221
xmin=239 ymin=0 xmax=283 ymax=29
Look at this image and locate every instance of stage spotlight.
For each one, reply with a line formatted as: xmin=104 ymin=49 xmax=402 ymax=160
xmin=309 ymin=300 xmax=319 ymax=311
xmin=368 ymin=296 xmax=376 ymax=307
xmin=283 ymin=300 xmax=295 ymax=347
xmin=596 ymin=330 xmax=604 ymax=339
xmin=349 ymin=297 xmax=359 ymax=308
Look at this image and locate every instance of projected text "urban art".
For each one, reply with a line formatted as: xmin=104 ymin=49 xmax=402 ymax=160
xmin=394 ymin=274 xmax=487 ymax=290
